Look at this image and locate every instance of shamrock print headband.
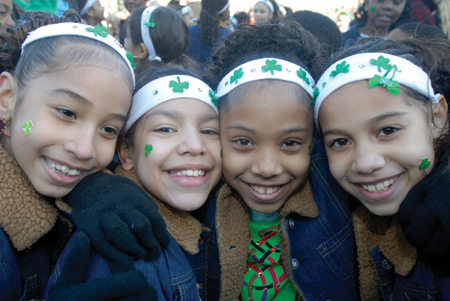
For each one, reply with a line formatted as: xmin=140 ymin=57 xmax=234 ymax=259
xmin=141 ymin=6 xmax=161 ymax=62
xmin=216 ymin=58 xmax=315 ymax=99
xmin=314 ymin=52 xmax=440 ymax=130
xmin=21 ymin=23 xmax=135 ymax=89
xmin=124 ymin=75 xmax=218 ymax=132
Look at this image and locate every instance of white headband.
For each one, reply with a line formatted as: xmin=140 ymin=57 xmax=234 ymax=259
xmin=21 ymin=23 xmax=135 ymax=89
xmin=141 ymin=6 xmax=161 ymax=62
xmin=314 ymin=52 xmax=441 ymax=129
xmin=216 ymin=58 xmax=315 ymax=99
xmin=255 ymin=0 xmax=274 ymax=13
xmin=181 ymin=6 xmax=192 ymax=15
xmin=217 ymin=1 xmax=230 ymax=15
xmin=80 ymin=0 xmax=97 ymax=16
xmin=125 ymin=75 xmax=218 ymax=131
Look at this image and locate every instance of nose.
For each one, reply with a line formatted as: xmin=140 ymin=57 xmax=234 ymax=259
xmin=251 ymin=148 xmax=283 ymax=179
xmin=64 ymin=128 xmax=96 ymax=161
xmin=382 ymin=1 xmax=394 ymax=10
xmin=177 ymin=128 xmax=206 ymax=156
xmin=351 ymin=144 xmax=385 ymax=175
xmin=5 ymin=15 xmax=14 ymax=27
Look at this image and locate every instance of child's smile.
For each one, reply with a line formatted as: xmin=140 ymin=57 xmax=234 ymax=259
xmin=220 ymin=80 xmax=313 ymax=213
xmin=5 ymin=65 xmax=131 ymax=198
xmin=320 ymin=81 xmax=445 ymax=216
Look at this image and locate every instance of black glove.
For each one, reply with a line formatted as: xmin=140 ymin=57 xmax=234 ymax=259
xmin=398 ymin=162 xmax=450 ymax=274
xmin=49 ymin=231 xmax=158 ymax=301
xmin=66 ymin=172 xmax=170 ymax=273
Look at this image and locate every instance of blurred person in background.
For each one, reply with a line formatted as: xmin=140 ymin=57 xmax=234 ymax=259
xmin=77 ymin=0 xmax=105 ymax=25
xmin=253 ymin=0 xmax=281 ymax=24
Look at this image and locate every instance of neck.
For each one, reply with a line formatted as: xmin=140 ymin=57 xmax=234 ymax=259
xmin=359 ymin=23 xmax=389 ymax=37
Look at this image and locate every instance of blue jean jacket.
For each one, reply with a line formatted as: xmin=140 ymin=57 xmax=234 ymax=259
xmin=0 ymin=218 xmax=72 ymax=301
xmin=44 ymin=231 xmax=200 ymax=301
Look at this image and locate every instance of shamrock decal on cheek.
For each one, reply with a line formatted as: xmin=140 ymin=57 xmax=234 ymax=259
xmin=22 ymin=120 xmax=33 ymax=136
xmin=144 ymin=144 xmax=153 ymax=157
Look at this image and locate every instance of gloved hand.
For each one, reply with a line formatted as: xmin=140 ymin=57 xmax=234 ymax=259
xmin=13 ymin=0 xmax=57 ymax=14
xmin=66 ymin=172 xmax=170 ymax=273
xmin=398 ymin=162 xmax=450 ymax=274
xmin=49 ymin=231 xmax=158 ymax=301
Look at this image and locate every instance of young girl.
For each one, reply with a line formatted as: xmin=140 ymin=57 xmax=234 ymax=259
xmin=252 ymin=0 xmax=280 ymax=24
xmin=124 ymin=5 xmax=196 ymax=74
xmin=45 ymin=65 xmax=223 ymax=300
xmin=343 ymin=0 xmax=412 ymax=45
xmin=0 ymin=10 xmax=164 ymax=300
xmin=314 ymin=38 xmax=450 ymax=299
xmin=207 ymin=22 xmax=360 ymax=300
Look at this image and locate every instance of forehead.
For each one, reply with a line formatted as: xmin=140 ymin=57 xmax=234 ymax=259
xmin=254 ymin=2 xmax=269 ymax=11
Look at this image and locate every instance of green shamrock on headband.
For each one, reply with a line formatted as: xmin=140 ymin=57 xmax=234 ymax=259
xmin=297 ymin=68 xmax=310 ymax=85
xmin=311 ymin=87 xmax=319 ymax=104
xmin=330 ymin=61 xmax=350 ymax=77
xmin=144 ymin=15 xmax=156 ymax=28
xmin=169 ymin=76 xmax=189 ymax=93
xmin=230 ymin=68 xmax=244 ymax=85
xmin=262 ymin=59 xmax=282 ymax=75
xmin=86 ymin=25 xmax=108 ymax=38
xmin=209 ymin=90 xmax=217 ymax=107
xmin=368 ymin=55 xmax=401 ymax=96
xmin=126 ymin=51 xmax=136 ymax=70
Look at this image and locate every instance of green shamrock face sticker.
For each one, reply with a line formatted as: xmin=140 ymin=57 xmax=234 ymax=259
xmin=371 ymin=6 xmax=376 ymax=11
xmin=419 ymin=158 xmax=430 ymax=170
xmin=22 ymin=120 xmax=33 ymax=136
xmin=126 ymin=51 xmax=136 ymax=70
xmin=209 ymin=90 xmax=217 ymax=107
xmin=230 ymin=68 xmax=244 ymax=84
xmin=261 ymin=59 xmax=282 ymax=75
xmin=169 ymin=76 xmax=189 ymax=93
xmin=297 ymin=68 xmax=310 ymax=85
xmin=153 ymin=90 xmax=158 ymax=95
xmin=330 ymin=61 xmax=350 ymax=77
xmin=308 ymin=145 xmax=313 ymax=155
xmin=144 ymin=15 xmax=156 ymax=28
xmin=144 ymin=144 xmax=153 ymax=157
xmin=86 ymin=25 xmax=108 ymax=38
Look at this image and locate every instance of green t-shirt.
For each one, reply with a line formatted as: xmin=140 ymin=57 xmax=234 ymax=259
xmin=241 ymin=209 xmax=298 ymax=301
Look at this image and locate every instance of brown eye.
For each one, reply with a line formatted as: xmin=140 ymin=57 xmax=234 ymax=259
xmin=379 ymin=127 xmax=397 ymax=136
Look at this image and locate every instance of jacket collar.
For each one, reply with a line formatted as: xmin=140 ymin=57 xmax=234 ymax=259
xmin=115 ymin=166 xmax=203 ymax=255
xmin=353 ymin=205 xmax=417 ymax=300
xmin=0 ymin=147 xmax=61 ymax=250
xmin=215 ymin=181 xmax=318 ymax=300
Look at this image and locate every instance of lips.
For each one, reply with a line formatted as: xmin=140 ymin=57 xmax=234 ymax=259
xmin=359 ymin=175 xmax=398 ymax=193
xmin=42 ymin=156 xmax=87 ymax=185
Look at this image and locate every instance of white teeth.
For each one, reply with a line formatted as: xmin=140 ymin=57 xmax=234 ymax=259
xmin=170 ymin=170 xmax=206 ymax=178
xmin=45 ymin=158 xmax=81 ymax=176
xmin=250 ymin=185 xmax=281 ymax=195
xmin=360 ymin=176 xmax=398 ymax=193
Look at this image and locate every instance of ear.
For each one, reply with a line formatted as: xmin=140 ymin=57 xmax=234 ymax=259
xmin=117 ymin=139 xmax=135 ymax=171
xmin=431 ymin=95 xmax=449 ymax=139
xmin=85 ymin=7 xmax=95 ymax=18
xmin=0 ymin=72 xmax=16 ymax=121
xmin=136 ymin=42 xmax=149 ymax=60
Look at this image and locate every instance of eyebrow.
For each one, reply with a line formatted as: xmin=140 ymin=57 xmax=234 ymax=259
xmin=52 ymin=89 xmax=92 ymax=105
xmin=226 ymin=123 xmax=255 ymax=133
xmin=282 ymin=126 xmax=309 ymax=134
xmin=322 ymin=111 xmax=408 ymax=137
xmin=145 ymin=109 xmax=182 ymax=121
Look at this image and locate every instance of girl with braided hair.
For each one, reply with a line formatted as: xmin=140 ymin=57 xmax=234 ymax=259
xmin=185 ymin=0 xmax=231 ymax=68
xmin=0 ymin=9 xmax=169 ymax=301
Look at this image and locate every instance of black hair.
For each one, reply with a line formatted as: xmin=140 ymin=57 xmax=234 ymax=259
xmin=393 ymin=22 xmax=447 ymax=40
xmin=122 ymin=66 xmax=204 ymax=147
xmin=76 ymin=0 xmax=88 ymax=16
xmin=199 ymin=0 xmax=229 ymax=47
xmin=127 ymin=6 xmax=189 ymax=65
xmin=280 ymin=10 xmax=343 ymax=57
xmin=208 ymin=22 xmax=325 ymax=112
xmin=351 ymin=0 xmax=412 ymax=30
xmin=0 ymin=10 xmax=133 ymax=109
xmin=233 ymin=11 xmax=250 ymax=25
xmin=328 ymin=38 xmax=450 ymax=168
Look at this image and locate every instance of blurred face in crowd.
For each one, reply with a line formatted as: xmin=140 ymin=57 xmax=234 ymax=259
xmin=124 ymin=0 xmax=147 ymax=14
xmin=0 ymin=0 xmax=14 ymax=32
xmin=253 ymin=2 xmax=273 ymax=24
xmin=365 ymin=0 xmax=406 ymax=30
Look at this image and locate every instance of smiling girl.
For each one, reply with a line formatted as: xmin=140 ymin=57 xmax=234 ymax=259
xmin=315 ymin=38 xmax=450 ymax=299
xmin=343 ymin=0 xmax=412 ymax=45
xmin=0 ymin=10 xmax=146 ymax=300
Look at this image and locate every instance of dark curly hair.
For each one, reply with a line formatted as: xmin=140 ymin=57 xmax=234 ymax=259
xmin=199 ymin=0 xmax=228 ymax=47
xmin=351 ymin=0 xmax=412 ymax=31
xmin=208 ymin=22 xmax=326 ymax=112
xmin=328 ymin=38 xmax=450 ymax=168
xmin=0 ymin=10 xmax=133 ymax=108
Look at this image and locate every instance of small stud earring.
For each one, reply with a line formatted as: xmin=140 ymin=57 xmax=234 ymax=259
xmin=2 ymin=115 xmax=10 ymax=137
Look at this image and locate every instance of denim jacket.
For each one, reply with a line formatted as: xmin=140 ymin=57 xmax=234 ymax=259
xmin=44 ymin=231 xmax=200 ymax=301
xmin=211 ymin=139 xmax=360 ymax=301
